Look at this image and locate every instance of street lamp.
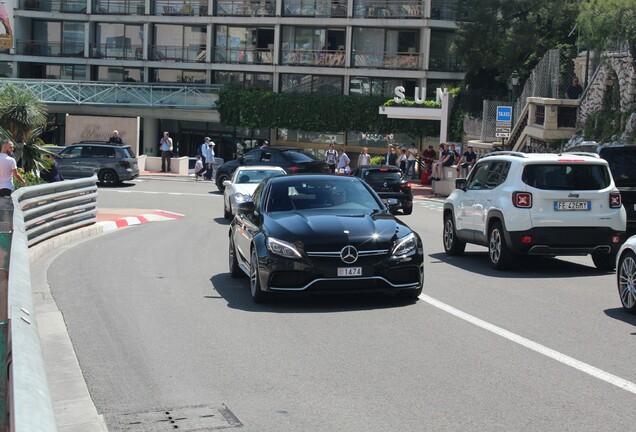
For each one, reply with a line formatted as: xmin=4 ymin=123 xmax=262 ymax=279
xmin=505 ymin=70 xmax=521 ymax=150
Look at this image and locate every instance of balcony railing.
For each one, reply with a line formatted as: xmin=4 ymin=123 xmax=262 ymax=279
xmin=430 ymin=0 xmax=458 ymax=20
xmin=352 ymin=0 xmax=423 ymax=18
xmin=20 ymin=0 xmax=86 ymax=12
xmin=282 ymin=0 xmax=346 ymax=17
xmin=152 ymin=0 xmax=208 ymax=15
xmin=428 ymin=52 xmax=464 ymax=72
xmin=216 ymin=0 xmax=274 ymax=16
xmin=213 ymin=48 xmax=274 ymax=64
xmin=352 ymin=50 xmax=421 ymax=69
xmin=15 ymin=40 xmax=85 ymax=57
xmin=281 ymin=49 xmax=346 ymax=67
xmin=149 ymin=45 xmax=206 ymax=62
xmin=91 ymin=43 xmax=144 ymax=60
xmin=94 ymin=0 xmax=145 ymax=14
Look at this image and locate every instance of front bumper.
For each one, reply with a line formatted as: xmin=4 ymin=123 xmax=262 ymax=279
xmin=505 ymin=227 xmax=626 ymax=256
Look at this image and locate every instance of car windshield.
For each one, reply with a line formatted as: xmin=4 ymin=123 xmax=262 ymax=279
xmin=522 ymin=163 xmax=611 ymax=190
xmin=283 ymin=150 xmax=319 ymax=163
xmin=266 ymin=178 xmax=382 ymax=214
xmin=236 ymin=169 xmax=285 ymax=184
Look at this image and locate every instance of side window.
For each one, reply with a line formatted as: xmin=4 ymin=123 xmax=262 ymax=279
xmin=80 ymin=146 xmax=96 ymax=158
xmin=91 ymin=146 xmax=116 ymax=158
xmin=243 ymin=150 xmax=261 ymax=163
xmin=466 ymin=163 xmax=490 ymax=190
xmin=62 ymin=146 xmax=83 ymax=158
xmin=484 ymin=162 xmax=510 ymax=189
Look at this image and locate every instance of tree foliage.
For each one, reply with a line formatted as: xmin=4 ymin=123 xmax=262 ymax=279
xmin=453 ymin=0 xmax=580 ymax=91
xmin=577 ymin=0 xmax=636 ymax=72
xmin=216 ymin=89 xmax=441 ymax=138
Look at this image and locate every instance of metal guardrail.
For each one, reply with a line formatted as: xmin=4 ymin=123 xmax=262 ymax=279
xmin=6 ymin=176 xmax=99 ymax=431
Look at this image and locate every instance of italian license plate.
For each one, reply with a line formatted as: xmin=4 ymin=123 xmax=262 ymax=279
xmin=554 ymin=200 xmax=591 ymax=211
xmin=337 ymin=267 xmax=362 ymax=277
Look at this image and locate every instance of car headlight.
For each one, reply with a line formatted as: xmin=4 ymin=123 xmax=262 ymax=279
xmin=266 ymin=237 xmax=303 ymax=259
xmin=391 ymin=233 xmax=417 ymax=257
xmin=234 ymin=192 xmax=252 ymax=203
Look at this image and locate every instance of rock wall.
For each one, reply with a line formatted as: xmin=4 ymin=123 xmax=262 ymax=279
xmin=579 ymin=52 xmax=636 ymax=123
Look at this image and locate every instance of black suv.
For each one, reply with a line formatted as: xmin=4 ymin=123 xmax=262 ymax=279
xmin=351 ymin=165 xmax=413 ymax=214
xmin=598 ymin=145 xmax=636 ymax=235
xmin=215 ymin=147 xmax=330 ymax=192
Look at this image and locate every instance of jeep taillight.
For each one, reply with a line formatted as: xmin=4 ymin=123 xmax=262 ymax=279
xmin=610 ymin=192 xmax=621 ymax=208
xmin=513 ymin=192 xmax=532 ymax=208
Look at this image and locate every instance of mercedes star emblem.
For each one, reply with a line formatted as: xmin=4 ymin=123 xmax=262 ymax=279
xmin=340 ymin=245 xmax=358 ymax=264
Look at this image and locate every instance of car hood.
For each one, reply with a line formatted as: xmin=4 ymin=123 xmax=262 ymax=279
xmin=264 ymin=211 xmax=409 ymax=249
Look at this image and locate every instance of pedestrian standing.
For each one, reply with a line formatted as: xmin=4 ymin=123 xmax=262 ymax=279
xmin=0 ymin=139 xmax=25 ymax=196
xmin=108 ymin=130 xmax=123 ymax=145
xmin=159 ymin=131 xmax=173 ymax=172
xmin=384 ymin=144 xmax=397 ymax=166
xmin=422 ymin=145 xmax=436 ymax=173
xmin=325 ymin=143 xmax=338 ymax=173
xmin=206 ymin=141 xmax=216 ymax=180
xmin=406 ymin=142 xmax=418 ymax=179
xmin=358 ymin=147 xmax=371 ymax=166
xmin=398 ymin=148 xmax=408 ymax=172
xmin=566 ymin=76 xmax=583 ymax=99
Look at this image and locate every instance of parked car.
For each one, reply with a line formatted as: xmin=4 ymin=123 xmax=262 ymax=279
xmin=597 ymin=145 xmax=636 ymax=236
xmin=56 ymin=142 xmax=139 ymax=184
xmin=228 ymin=174 xmax=424 ymax=303
xmin=215 ymin=147 xmax=330 ymax=192
xmin=351 ymin=165 xmax=413 ymax=214
xmin=443 ymin=151 xmax=626 ymax=270
xmin=616 ymin=235 xmax=636 ymax=314
xmin=223 ymin=166 xmax=287 ymax=219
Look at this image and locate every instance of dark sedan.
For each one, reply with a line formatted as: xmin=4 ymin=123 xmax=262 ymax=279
xmin=215 ymin=147 xmax=330 ymax=192
xmin=351 ymin=165 xmax=413 ymax=215
xmin=228 ymin=174 xmax=424 ymax=303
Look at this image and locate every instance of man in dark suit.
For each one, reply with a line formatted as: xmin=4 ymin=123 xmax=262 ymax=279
xmin=384 ymin=144 xmax=397 ymax=166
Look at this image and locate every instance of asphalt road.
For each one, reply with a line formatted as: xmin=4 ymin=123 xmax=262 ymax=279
xmin=42 ymin=178 xmax=636 ymax=431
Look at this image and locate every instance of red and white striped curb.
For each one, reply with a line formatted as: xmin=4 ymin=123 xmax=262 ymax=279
xmin=98 ymin=210 xmax=185 ymax=232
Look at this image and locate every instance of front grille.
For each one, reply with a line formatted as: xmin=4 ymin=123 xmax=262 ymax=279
xmin=269 ymin=271 xmax=313 ymax=289
xmin=386 ymin=267 xmax=420 ymax=284
xmin=311 ymin=278 xmax=387 ymax=291
xmin=306 ymin=249 xmax=389 ymax=258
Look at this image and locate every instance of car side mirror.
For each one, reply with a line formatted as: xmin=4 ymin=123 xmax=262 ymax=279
xmin=236 ymin=201 xmax=255 ymax=216
xmin=222 ymin=180 xmax=231 ymax=187
xmin=455 ymin=178 xmax=467 ymax=191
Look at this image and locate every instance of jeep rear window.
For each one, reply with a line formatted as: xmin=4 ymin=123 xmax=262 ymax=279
xmin=522 ymin=164 xmax=611 ymax=190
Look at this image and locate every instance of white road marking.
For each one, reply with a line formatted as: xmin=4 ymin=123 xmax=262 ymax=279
xmin=419 ymin=293 xmax=636 ymax=395
xmin=99 ymin=190 xmax=217 ymax=197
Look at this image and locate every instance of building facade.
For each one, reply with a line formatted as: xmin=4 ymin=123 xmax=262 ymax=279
xmin=0 ymin=0 xmax=463 ymax=160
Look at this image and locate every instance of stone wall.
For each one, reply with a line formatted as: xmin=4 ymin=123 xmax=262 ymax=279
xmin=579 ymin=52 xmax=636 ymax=123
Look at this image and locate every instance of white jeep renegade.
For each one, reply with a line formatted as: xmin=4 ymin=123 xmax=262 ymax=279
xmin=443 ymin=152 xmax=627 ymax=270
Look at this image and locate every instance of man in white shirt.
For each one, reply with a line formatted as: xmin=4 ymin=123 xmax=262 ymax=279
xmin=206 ymin=141 xmax=216 ymax=180
xmin=0 ymin=140 xmax=25 ymax=196
xmin=406 ymin=142 xmax=418 ymax=180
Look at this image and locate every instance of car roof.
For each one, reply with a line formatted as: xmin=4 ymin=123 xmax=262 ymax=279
xmin=267 ymin=173 xmax=351 ymax=183
xmin=249 ymin=147 xmax=307 ymax=153
xmin=481 ymin=152 xmax=606 ymax=164
xmin=358 ymin=165 xmax=400 ymax=170
xmin=68 ymin=141 xmax=130 ymax=147
xmin=236 ymin=165 xmax=287 ymax=172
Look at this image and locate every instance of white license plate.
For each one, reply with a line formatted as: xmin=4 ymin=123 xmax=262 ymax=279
xmin=337 ymin=267 xmax=362 ymax=277
xmin=554 ymin=200 xmax=590 ymax=211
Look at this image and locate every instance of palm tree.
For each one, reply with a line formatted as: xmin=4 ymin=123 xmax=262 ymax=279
xmin=0 ymin=83 xmax=48 ymax=167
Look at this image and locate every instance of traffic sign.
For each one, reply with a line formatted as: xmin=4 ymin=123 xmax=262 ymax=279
xmin=495 ymin=132 xmax=511 ymax=138
xmin=496 ymin=127 xmax=511 ymax=132
xmin=496 ymin=121 xmax=512 ymax=127
xmin=496 ymin=106 xmax=513 ymax=122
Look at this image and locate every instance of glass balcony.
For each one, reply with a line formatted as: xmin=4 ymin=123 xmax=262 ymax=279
xmin=20 ymin=0 xmax=87 ymax=12
xmin=352 ymin=0 xmax=423 ymax=18
xmin=215 ymin=0 xmax=274 ymax=16
xmin=94 ymin=0 xmax=145 ymax=14
xmin=213 ymin=48 xmax=274 ymax=64
xmin=91 ymin=43 xmax=144 ymax=60
xmin=16 ymin=40 xmax=85 ymax=56
xmin=149 ymin=45 xmax=206 ymax=62
xmin=281 ymin=49 xmax=346 ymax=67
xmin=152 ymin=0 xmax=208 ymax=16
xmin=430 ymin=0 xmax=458 ymax=20
xmin=282 ymin=0 xmax=347 ymax=17
xmin=352 ymin=51 xmax=421 ymax=69
xmin=428 ymin=51 xmax=463 ymax=72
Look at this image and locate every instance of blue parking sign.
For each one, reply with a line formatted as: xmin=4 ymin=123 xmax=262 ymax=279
xmin=497 ymin=106 xmax=512 ymax=122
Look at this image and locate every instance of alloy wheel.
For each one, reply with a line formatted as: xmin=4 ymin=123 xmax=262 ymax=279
xmin=489 ymin=228 xmax=502 ymax=264
xmin=619 ymin=254 xmax=636 ymax=311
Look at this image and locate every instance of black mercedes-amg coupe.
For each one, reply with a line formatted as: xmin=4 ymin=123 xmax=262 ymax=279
xmin=228 ymin=174 xmax=424 ymax=303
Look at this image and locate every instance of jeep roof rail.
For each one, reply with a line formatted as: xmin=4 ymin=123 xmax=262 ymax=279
xmin=560 ymin=151 xmax=600 ymax=158
xmin=482 ymin=151 xmax=527 ymax=158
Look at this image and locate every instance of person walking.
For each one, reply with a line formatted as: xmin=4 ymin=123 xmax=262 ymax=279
xmin=384 ymin=144 xmax=397 ymax=166
xmin=358 ymin=147 xmax=371 ymax=166
xmin=159 ymin=131 xmax=173 ymax=172
xmin=0 ymin=139 xmax=25 ymax=196
xmin=206 ymin=141 xmax=216 ymax=180
xmin=198 ymin=137 xmax=212 ymax=179
xmin=194 ymin=155 xmax=204 ymax=181
xmin=337 ymin=146 xmax=350 ymax=174
xmin=398 ymin=147 xmax=408 ymax=172
xmin=325 ymin=143 xmax=338 ymax=173
xmin=406 ymin=142 xmax=418 ymax=179
xmin=108 ymin=130 xmax=123 ymax=145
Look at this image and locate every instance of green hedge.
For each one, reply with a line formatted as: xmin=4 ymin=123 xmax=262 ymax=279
xmin=216 ymin=89 xmax=441 ymax=138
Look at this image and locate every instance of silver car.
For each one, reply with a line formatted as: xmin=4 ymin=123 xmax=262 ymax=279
xmin=57 ymin=142 xmax=140 ymax=185
xmin=223 ymin=166 xmax=286 ymax=219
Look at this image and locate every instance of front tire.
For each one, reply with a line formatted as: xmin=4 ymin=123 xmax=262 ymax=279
xmin=617 ymin=251 xmax=636 ymax=313
xmin=402 ymin=202 xmax=413 ymax=215
xmin=216 ymin=173 xmax=230 ymax=192
xmin=250 ymin=249 xmax=268 ymax=303
xmin=443 ymin=213 xmax=465 ymax=255
xmin=229 ymin=235 xmax=242 ymax=278
xmin=592 ymin=251 xmax=617 ymax=271
xmin=488 ymin=221 xmax=513 ymax=270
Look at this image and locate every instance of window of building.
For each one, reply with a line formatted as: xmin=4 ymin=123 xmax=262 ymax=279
xmin=281 ymin=26 xmax=345 ymax=67
xmin=214 ymin=71 xmax=273 ymax=90
xmin=0 ymin=62 xmax=13 ymax=78
xmin=280 ymin=74 xmax=342 ymax=94
xmin=153 ymin=24 xmax=206 ymax=62
xmin=214 ymin=26 xmax=274 ymax=64
xmin=94 ymin=23 xmax=143 ymax=60
xmin=429 ymin=30 xmax=462 ymax=71
xmin=352 ymin=28 xmax=418 ymax=68
xmin=32 ymin=21 xmax=86 ymax=56
xmin=95 ymin=66 xmax=143 ymax=82
xmin=152 ymin=69 xmax=207 ymax=83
